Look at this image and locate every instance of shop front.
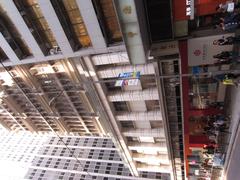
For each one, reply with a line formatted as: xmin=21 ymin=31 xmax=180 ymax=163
xmin=173 ymin=0 xmax=227 ymax=37
xmin=179 ymin=35 xmax=230 ymax=178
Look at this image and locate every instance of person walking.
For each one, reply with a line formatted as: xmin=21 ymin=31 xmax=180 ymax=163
xmin=215 ymin=21 xmax=240 ymax=32
xmin=224 ymin=21 xmax=240 ymax=31
xmin=220 ymin=13 xmax=240 ymax=24
xmin=216 ymin=1 xmax=240 ymax=13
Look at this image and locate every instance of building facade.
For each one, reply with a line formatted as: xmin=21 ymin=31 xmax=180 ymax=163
xmin=0 ymin=129 xmax=171 ymax=180
xmin=0 ymin=0 xmax=232 ymax=179
xmin=0 ymin=0 xmax=175 ymax=179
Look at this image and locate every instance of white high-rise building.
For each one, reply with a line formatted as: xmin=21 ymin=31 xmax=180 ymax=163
xmin=0 ymin=129 xmax=170 ymax=180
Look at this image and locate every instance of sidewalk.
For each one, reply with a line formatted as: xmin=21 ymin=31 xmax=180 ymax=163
xmin=217 ymin=31 xmax=240 ymax=179
xmin=211 ymin=35 xmax=240 ymax=179
xmin=221 ymin=62 xmax=240 ymax=180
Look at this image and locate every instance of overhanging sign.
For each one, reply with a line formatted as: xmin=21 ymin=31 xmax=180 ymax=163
xmin=115 ymin=71 xmax=141 ymax=87
xmin=186 ymin=0 xmax=194 ymax=20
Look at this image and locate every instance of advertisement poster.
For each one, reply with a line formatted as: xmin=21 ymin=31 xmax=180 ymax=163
xmin=188 ymin=34 xmax=234 ymax=66
xmin=115 ymin=71 xmax=140 ymax=87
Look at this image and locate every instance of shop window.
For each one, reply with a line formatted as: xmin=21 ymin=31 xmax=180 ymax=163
xmin=188 ymin=14 xmax=221 ymax=32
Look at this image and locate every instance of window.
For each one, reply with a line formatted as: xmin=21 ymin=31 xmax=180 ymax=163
xmin=120 ymin=121 xmax=134 ymax=128
xmin=112 ymin=101 xmax=128 ymax=112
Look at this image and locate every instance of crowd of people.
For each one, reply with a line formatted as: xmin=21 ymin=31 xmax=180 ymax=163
xmin=203 ymin=115 xmax=230 ymax=141
xmin=193 ymin=115 xmax=229 ymax=179
xmin=213 ymin=1 xmax=240 ymax=86
xmin=188 ymin=1 xmax=239 ymax=179
xmin=215 ymin=0 xmax=240 ymax=31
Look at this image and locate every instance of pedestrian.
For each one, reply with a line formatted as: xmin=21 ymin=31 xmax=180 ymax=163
xmin=216 ymin=1 xmax=240 ymax=13
xmin=203 ymin=145 xmax=215 ymax=154
xmin=217 ymin=124 xmax=230 ymax=133
xmin=220 ymin=13 xmax=240 ymax=24
xmin=213 ymin=36 xmax=240 ymax=45
xmin=219 ymin=21 xmax=240 ymax=32
xmin=213 ymin=119 xmax=226 ymax=128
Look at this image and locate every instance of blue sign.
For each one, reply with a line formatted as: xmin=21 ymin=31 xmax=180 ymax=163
xmin=192 ymin=66 xmax=202 ymax=74
xmin=115 ymin=71 xmax=141 ymax=87
xmin=118 ymin=71 xmax=140 ymax=79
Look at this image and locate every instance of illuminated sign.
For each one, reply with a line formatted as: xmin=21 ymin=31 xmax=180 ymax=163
xmin=186 ymin=0 xmax=194 ymax=20
xmin=115 ymin=71 xmax=140 ymax=87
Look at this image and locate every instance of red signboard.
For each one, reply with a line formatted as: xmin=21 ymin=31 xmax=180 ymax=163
xmin=173 ymin=0 xmax=227 ymax=21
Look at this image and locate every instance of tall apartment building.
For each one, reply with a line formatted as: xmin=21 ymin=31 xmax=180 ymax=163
xmin=0 ymin=0 xmax=179 ymax=179
xmin=0 ymin=129 xmax=171 ymax=180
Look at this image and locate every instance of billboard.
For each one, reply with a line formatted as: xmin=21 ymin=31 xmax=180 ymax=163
xmin=115 ymin=71 xmax=141 ymax=87
xmin=188 ymin=34 xmax=234 ymax=66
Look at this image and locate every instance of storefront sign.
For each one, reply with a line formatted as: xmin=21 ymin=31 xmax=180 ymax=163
xmin=151 ymin=41 xmax=178 ymax=56
xmin=186 ymin=0 xmax=194 ymax=20
xmin=188 ymin=34 xmax=234 ymax=66
xmin=115 ymin=71 xmax=140 ymax=87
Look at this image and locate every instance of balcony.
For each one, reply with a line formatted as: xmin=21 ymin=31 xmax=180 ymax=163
xmin=92 ymin=0 xmax=122 ymax=45
xmin=13 ymin=0 xmax=60 ymax=56
xmin=0 ymin=6 xmax=32 ymax=59
xmin=51 ymin=0 xmax=91 ymax=51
